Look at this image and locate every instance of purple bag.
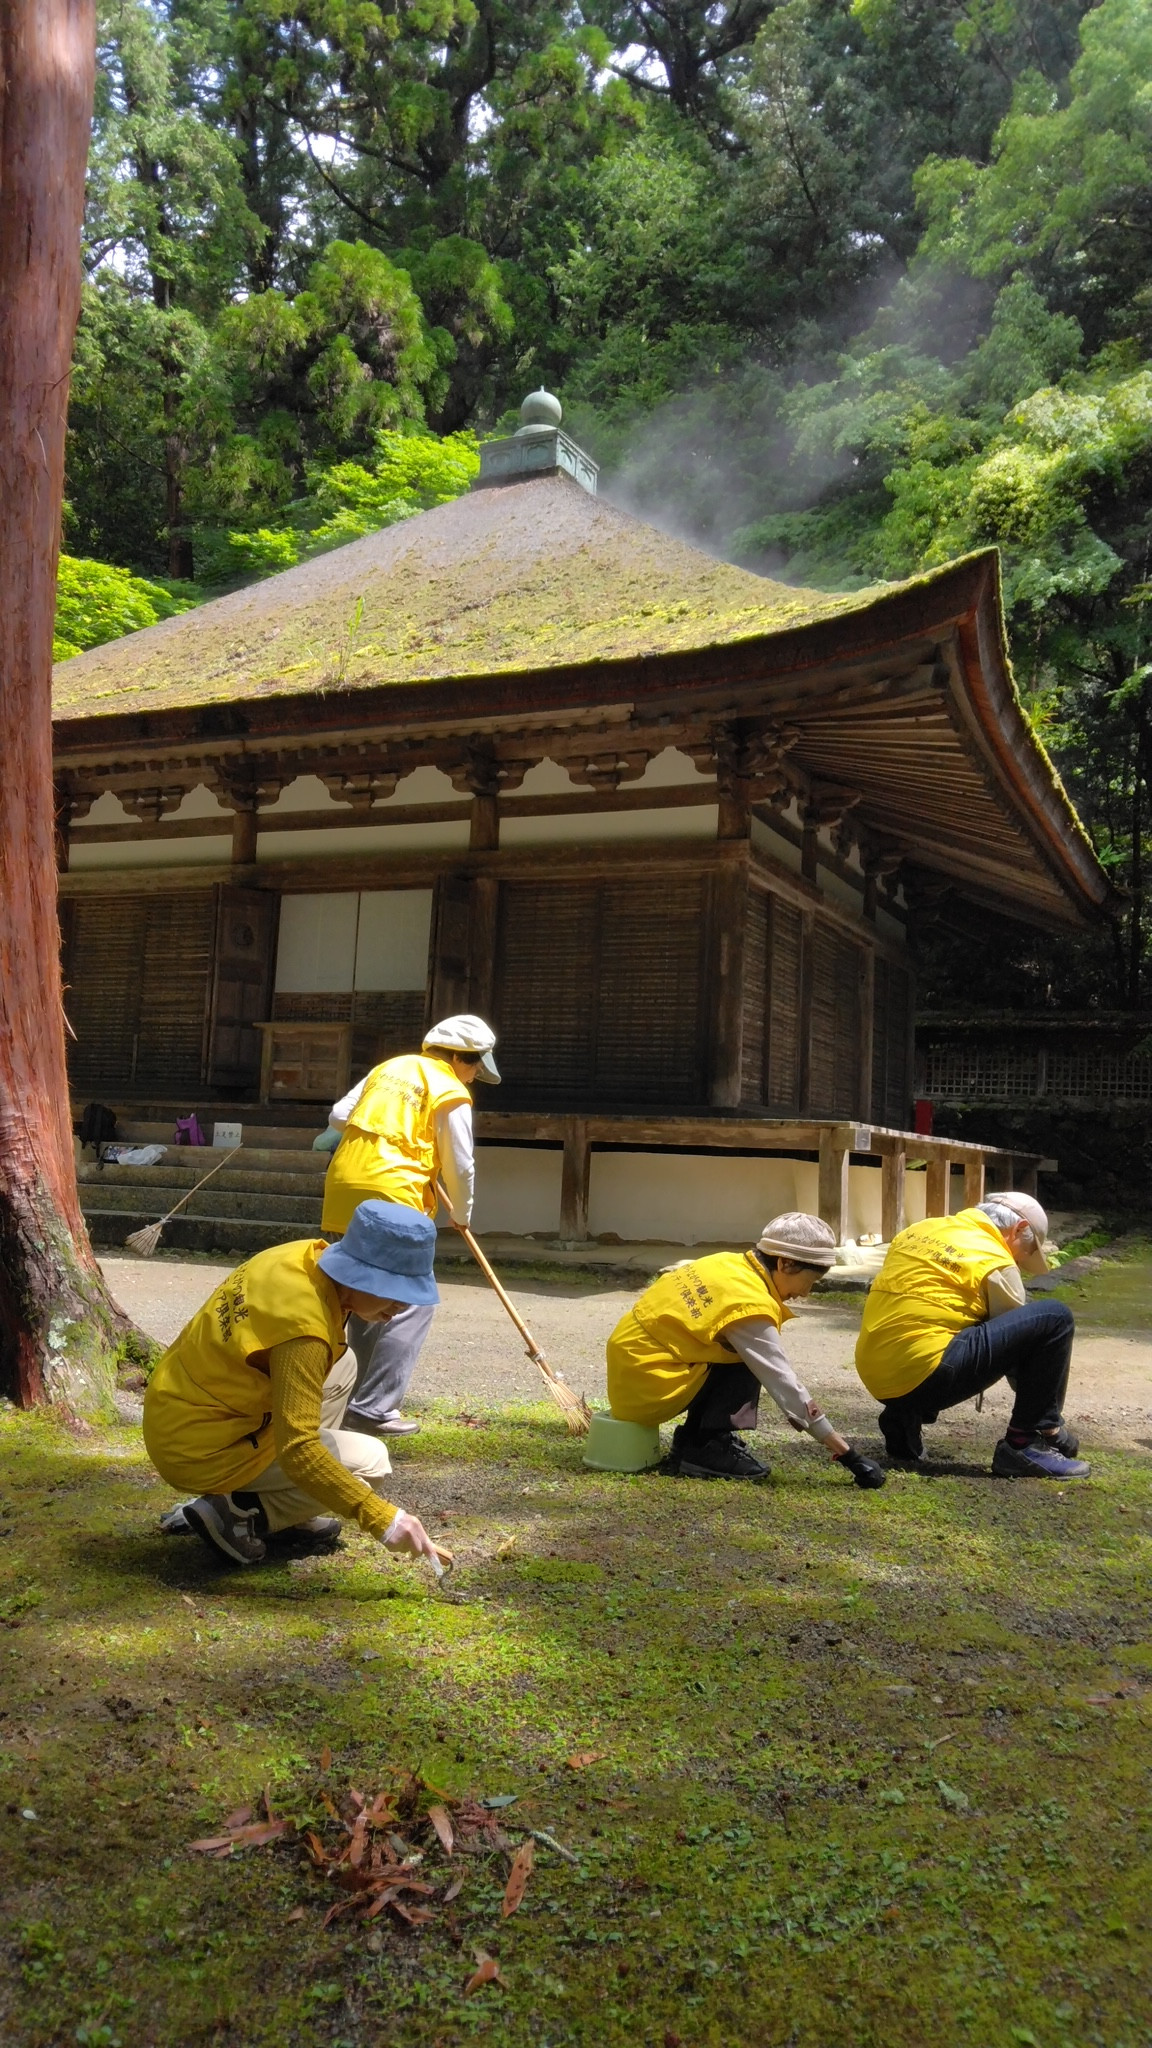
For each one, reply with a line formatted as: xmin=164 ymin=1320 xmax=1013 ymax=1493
xmin=174 ymin=1113 xmax=207 ymax=1147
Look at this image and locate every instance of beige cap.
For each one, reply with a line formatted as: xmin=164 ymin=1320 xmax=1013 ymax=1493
xmin=756 ymin=1212 xmax=838 ymax=1269
xmin=985 ymin=1191 xmax=1050 ymax=1274
xmin=424 ymin=1014 xmax=501 ymax=1083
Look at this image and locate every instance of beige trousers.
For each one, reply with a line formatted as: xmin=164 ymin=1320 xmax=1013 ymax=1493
xmin=253 ymin=1349 xmax=395 ymax=1534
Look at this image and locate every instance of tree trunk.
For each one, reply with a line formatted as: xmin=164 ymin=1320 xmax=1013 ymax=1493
xmin=0 ymin=0 xmax=131 ymax=1413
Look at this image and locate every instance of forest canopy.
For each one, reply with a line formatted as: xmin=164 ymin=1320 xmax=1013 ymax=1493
xmin=61 ymin=0 xmax=1152 ymax=1007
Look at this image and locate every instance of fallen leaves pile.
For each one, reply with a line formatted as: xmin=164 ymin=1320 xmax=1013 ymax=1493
xmin=189 ymin=1760 xmax=563 ymax=1987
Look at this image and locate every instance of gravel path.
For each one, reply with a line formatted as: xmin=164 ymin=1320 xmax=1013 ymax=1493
xmin=101 ymin=1251 xmax=1152 ymax=1452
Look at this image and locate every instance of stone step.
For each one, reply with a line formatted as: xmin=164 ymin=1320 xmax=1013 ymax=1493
xmin=81 ymin=1184 xmax=323 ymax=1225
xmin=81 ymin=1151 xmax=327 ymax=1188
xmin=82 ymin=1208 xmax=322 ymax=1258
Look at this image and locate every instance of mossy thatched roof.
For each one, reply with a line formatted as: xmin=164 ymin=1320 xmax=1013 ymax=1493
xmin=53 ymin=474 xmax=895 ymax=719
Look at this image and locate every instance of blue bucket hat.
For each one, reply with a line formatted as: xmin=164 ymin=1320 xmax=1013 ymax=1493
xmin=317 ymin=1201 xmax=439 ymax=1307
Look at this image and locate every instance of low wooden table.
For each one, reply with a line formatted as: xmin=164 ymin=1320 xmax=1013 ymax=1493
xmin=255 ymin=1021 xmax=352 ymax=1104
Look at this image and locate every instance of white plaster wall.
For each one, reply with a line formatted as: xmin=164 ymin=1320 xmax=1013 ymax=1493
xmin=635 ymin=746 xmax=712 ymax=788
xmin=264 ymin=774 xmax=341 ymax=814
xmin=82 ymin=791 xmax=136 ymax=824
xmin=465 ymin=1148 xmax=891 ymax=1246
xmin=516 ymin=757 xmax=575 ymax=795
xmin=751 ymin=812 xmax=803 ymax=875
xmin=471 ymin=1147 xmax=564 ymax=1235
xmin=69 ymin=836 xmax=232 ymax=869
xmin=501 ymin=804 xmax=718 ymax=847
xmin=173 ymin=783 xmax=230 ymax=819
xmin=256 ymin=819 xmax=471 ymax=861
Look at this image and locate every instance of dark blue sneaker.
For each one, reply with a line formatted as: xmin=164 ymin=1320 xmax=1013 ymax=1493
xmin=991 ymin=1437 xmax=1090 ymax=1480
xmin=1044 ymin=1423 xmax=1080 ymax=1457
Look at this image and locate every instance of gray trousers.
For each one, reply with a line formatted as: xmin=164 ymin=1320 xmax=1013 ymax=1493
xmin=344 ymin=1303 xmax=437 ymax=1428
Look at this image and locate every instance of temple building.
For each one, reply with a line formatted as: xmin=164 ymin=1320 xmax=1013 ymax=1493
xmin=52 ymin=393 xmax=1113 ymax=1249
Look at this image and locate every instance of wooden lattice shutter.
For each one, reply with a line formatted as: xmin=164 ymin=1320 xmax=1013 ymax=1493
xmin=872 ymin=958 xmax=913 ymax=1127
xmin=135 ymin=890 xmax=217 ymax=1090
xmin=494 ymin=882 xmax=599 ymax=1105
xmin=808 ymin=918 xmax=862 ymax=1117
xmin=594 ymin=875 xmax=705 ymax=1104
xmin=764 ymin=896 xmax=802 ymax=1112
xmin=741 ymin=888 xmax=769 ymax=1106
xmin=65 ymin=894 xmax=149 ymax=1091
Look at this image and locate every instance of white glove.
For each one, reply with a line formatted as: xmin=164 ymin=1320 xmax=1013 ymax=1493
xmin=381 ymin=1509 xmax=451 ymax=1572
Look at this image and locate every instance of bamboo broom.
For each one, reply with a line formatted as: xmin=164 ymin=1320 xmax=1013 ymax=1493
xmin=125 ymin=1146 xmax=243 ymax=1256
xmin=437 ymin=1183 xmax=590 ymax=1434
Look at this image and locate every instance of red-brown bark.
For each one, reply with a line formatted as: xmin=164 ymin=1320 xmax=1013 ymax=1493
xmin=0 ymin=0 xmax=127 ymax=1409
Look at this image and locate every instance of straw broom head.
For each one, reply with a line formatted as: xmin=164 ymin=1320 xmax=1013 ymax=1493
xmin=125 ymin=1218 xmax=165 ymax=1257
xmin=533 ymin=1358 xmax=591 ymax=1435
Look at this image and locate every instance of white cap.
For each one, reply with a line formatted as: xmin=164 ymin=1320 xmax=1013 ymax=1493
xmin=755 ymin=1212 xmax=838 ymax=1269
xmin=985 ymin=1191 xmax=1049 ymax=1274
xmin=423 ymin=1014 xmax=500 ymax=1084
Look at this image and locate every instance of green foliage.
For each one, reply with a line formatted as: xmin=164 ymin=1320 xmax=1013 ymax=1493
xmin=53 ymin=555 xmax=195 ymax=662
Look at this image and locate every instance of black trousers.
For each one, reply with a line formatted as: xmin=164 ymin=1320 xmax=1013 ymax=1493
xmin=681 ymin=1361 xmax=762 ymax=1443
xmin=881 ymin=1299 xmax=1074 ymax=1438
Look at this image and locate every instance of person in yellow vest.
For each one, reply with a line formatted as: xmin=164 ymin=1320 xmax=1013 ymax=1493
xmin=855 ymin=1192 xmax=1089 ymax=1478
xmin=320 ymin=1015 xmax=500 ymax=1437
xmin=606 ymin=1212 xmax=886 ymax=1485
xmin=143 ymin=1202 xmax=448 ymax=1567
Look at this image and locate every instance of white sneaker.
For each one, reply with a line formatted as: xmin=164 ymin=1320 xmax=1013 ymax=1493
xmin=183 ymin=1494 xmax=267 ymax=1564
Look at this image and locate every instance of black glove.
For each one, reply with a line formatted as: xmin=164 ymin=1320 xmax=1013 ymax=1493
xmin=836 ymin=1447 xmax=887 ymax=1489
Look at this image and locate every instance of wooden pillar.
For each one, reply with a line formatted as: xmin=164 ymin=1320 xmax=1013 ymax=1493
xmin=717 ymin=780 xmax=750 ymax=842
xmin=469 ymin=875 xmax=499 ymax=1018
xmin=881 ymin=1145 xmax=906 ymax=1242
xmin=925 ymin=1152 xmax=950 ymax=1218
xmin=963 ymin=1157 xmax=986 ymax=1207
xmin=559 ymin=1117 xmax=591 ymax=1241
xmin=707 ymin=860 xmax=748 ymax=1109
xmin=231 ymin=804 xmax=258 ymax=869
xmin=858 ymin=947 xmax=875 ymax=1122
xmin=818 ymin=1128 xmax=850 ymax=1244
xmin=470 ymin=792 xmax=499 ymax=851
xmin=801 ymin=818 xmax=818 ymax=882
xmin=797 ymin=909 xmax=815 ymax=1114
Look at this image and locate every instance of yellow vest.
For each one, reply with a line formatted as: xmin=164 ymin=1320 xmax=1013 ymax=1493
xmin=606 ymin=1251 xmax=791 ymax=1425
xmin=855 ymin=1208 xmax=1013 ymax=1401
xmin=142 ymin=1239 xmax=346 ymax=1493
xmin=321 ymin=1052 xmax=471 ymax=1233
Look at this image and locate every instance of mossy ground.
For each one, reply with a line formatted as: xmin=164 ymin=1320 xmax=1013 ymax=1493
xmin=1 ymin=1376 xmax=1150 ymax=2048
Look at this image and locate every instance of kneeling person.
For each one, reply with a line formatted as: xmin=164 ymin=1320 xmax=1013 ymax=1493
xmin=143 ymin=1203 xmax=446 ymax=1566
xmin=855 ymin=1192 xmax=1088 ymax=1479
xmin=606 ymin=1213 xmax=884 ymax=1486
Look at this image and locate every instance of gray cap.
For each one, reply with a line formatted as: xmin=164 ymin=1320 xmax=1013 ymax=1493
xmin=756 ymin=1212 xmax=838 ymax=1269
xmin=984 ymin=1191 xmax=1050 ymax=1274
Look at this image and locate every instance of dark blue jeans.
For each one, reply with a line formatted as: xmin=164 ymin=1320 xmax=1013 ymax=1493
xmin=882 ymin=1299 xmax=1074 ymax=1438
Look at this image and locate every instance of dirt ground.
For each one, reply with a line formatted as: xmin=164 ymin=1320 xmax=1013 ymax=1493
xmin=100 ymin=1246 xmax=1152 ymax=1456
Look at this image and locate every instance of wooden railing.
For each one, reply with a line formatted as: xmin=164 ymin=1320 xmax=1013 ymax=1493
xmin=472 ymin=1110 xmax=1040 ymax=1244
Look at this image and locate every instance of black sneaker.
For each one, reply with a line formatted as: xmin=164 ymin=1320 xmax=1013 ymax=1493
xmin=184 ymin=1493 xmax=267 ymax=1564
xmin=666 ymin=1428 xmax=770 ymax=1481
xmin=1042 ymin=1423 xmax=1080 ymax=1457
xmin=878 ymin=1407 xmax=925 ymax=1466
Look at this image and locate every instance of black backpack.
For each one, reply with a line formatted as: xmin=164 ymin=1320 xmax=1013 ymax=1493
xmin=77 ymin=1102 xmax=118 ymax=1147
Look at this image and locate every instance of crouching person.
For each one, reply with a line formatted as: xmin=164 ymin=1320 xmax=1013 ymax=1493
xmin=605 ymin=1213 xmax=884 ymax=1487
xmin=855 ymin=1193 xmax=1089 ymax=1479
xmin=143 ymin=1202 xmax=446 ymax=1566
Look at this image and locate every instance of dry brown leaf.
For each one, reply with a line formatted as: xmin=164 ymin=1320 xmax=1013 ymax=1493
xmin=464 ymin=1955 xmax=503 ymax=1995
xmin=495 ymin=1535 xmax=518 ymax=1559
xmin=501 ymin=1838 xmax=535 ymax=1918
xmin=348 ymin=1814 xmax=369 ymax=1868
xmin=285 ymin=1906 xmax=306 ymax=1923
xmin=566 ymin=1751 xmax=605 ymax=1770
xmin=224 ymin=1805 xmax=253 ymax=1830
xmin=319 ymin=1743 xmax=332 ymax=1773
xmin=427 ymin=1803 xmax=455 ymax=1856
xmin=444 ymin=1874 xmax=465 ymax=1903
xmin=304 ymin=1829 xmax=328 ymax=1868
xmin=262 ymin=1785 xmax=276 ymax=1822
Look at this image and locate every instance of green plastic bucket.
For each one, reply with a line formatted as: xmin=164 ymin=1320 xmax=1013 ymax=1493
xmin=582 ymin=1414 xmax=663 ymax=1473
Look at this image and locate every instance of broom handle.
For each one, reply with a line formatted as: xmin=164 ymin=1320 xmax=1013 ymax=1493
xmin=436 ymin=1181 xmax=557 ymax=1375
xmin=160 ymin=1145 xmax=243 ymax=1222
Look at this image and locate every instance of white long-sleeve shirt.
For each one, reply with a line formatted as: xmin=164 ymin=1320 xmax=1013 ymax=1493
xmin=328 ymin=1079 xmax=475 ymax=1225
xmin=725 ymin=1318 xmax=840 ymax=1445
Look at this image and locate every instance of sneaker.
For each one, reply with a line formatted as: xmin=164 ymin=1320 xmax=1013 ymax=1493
xmin=159 ymin=1501 xmax=194 ymax=1534
xmin=183 ymin=1494 xmax=267 ymax=1564
xmin=878 ymin=1407 xmax=925 ymax=1466
xmin=666 ymin=1428 xmax=770 ymax=1481
xmin=1041 ymin=1423 xmax=1080 ymax=1457
xmin=991 ymin=1437 xmax=1090 ymax=1481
